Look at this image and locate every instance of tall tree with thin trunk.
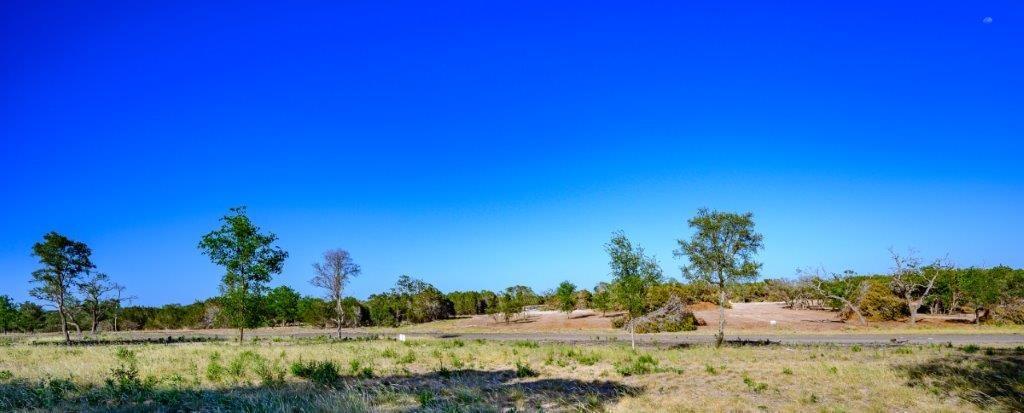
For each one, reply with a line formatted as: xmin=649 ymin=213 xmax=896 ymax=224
xmin=888 ymin=248 xmax=944 ymax=325
xmin=199 ymin=207 xmax=288 ymax=342
xmin=311 ymin=249 xmax=361 ymax=338
xmin=77 ymin=272 xmax=116 ymax=334
xmin=675 ymin=208 xmax=763 ymax=347
xmin=109 ymin=283 xmax=134 ymax=332
xmin=29 ymin=232 xmax=95 ymax=344
xmin=605 ymin=231 xmax=663 ymax=349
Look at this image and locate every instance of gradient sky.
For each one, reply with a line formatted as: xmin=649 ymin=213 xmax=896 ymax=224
xmin=2 ymin=1 xmax=1021 ymax=306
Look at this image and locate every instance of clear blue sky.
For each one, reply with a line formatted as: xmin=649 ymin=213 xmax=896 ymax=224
xmin=1 ymin=1 xmax=1021 ymax=306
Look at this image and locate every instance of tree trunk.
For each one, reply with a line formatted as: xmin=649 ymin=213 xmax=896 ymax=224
xmin=907 ymin=299 xmax=918 ymax=325
xmin=630 ymin=322 xmax=635 ymax=350
xmin=716 ymin=289 xmax=726 ymax=348
xmin=59 ymin=306 xmax=70 ymax=344
xmin=336 ymin=296 xmax=343 ymax=339
xmin=848 ymin=302 xmax=867 ymax=326
xmin=239 ymin=327 xmax=244 ymax=343
xmin=91 ymin=308 xmax=99 ymax=334
xmin=975 ymin=308 xmax=982 ymax=325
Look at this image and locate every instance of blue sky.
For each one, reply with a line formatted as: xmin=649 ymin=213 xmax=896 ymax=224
xmin=2 ymin=1 xmax=1021 ymax=305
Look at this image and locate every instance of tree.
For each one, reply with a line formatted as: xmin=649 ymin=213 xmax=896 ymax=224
xmin=16 ymin=302 xmax=46 ymax=333
xmin=802 ymin=268 xmax=868 ymax=326
xmin=592 ymin=282 xmax=612 ymax=316
xmin=311 ymin=249 xmax=361 ymax=338
xmin=198 ymin=207 xmax=288 ymax=342
xmin=109 ymin=284 xmax=135 ymax=332
xmin=29 ymin=231 xmax=96 ymax=343
xmin=0 ymin=295 xmax=16 ymax=334
xmin=555 ymin=281 xmax=577 ymax=318
xmin=960 ymin=266 xmax=1007 ymax=324
xmin=888 ymin=248 xmax=942 ymax=325
xmin=674 ymin=209 xmax=763 ymax=347
xmin=77 ymin=272 xmax=115 ymax=334
xmin=265 ymin=286 xmax=301 ymax=327
xmin=605 ymin=231 xmax=663 ymax=348
xmin=494 ymin=285 xmax=535 ymax=324
xmin=297 ymin=296 xmax=331 ymax=328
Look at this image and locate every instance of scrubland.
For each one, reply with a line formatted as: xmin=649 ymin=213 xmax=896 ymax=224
xmin=1 ymin=335 xmax=1021 ymax=412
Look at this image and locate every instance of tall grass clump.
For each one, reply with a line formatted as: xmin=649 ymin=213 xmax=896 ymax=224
xmin=290 ymin=360 xmax=341 ymax=386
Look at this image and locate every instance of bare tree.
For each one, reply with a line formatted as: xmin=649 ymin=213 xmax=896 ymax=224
xmin=110 ymin=284 xmax=135 ymax=332
xmin=311 ymin=249 xmax=361 ymax=338
xmin=802 ymin=267 xmax=868 ymax=326
xmin=888 ymin=248 xmax=944 ymax=325
xmin=78 ymin=272 xmax=115 ymax=334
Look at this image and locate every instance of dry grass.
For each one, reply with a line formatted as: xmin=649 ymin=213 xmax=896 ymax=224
xmin=2 ymin=334 xmax=1018 ymax=412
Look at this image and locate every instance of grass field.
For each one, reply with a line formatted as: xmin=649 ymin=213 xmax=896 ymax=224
xmin=2 ymin=335 xmax=1022 ymax=412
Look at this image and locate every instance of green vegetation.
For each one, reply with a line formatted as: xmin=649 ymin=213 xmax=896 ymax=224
xmin=675 ymin=208 xmax=764 ymax=347
xmin=198 ymin=206 xmax=288 ymax=342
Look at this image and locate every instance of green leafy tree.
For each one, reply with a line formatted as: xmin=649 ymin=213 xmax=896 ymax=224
xmin=555 ymin=281 xmax=577 ymax=318
xmin=198 ymin=207 xmax=288 ymax=342
xmin=311 ymin=249 xmax=361 ymax=338
xmin=674 ymin=208 xmax=763 ymax=347
xmin=605 ymin=231 xmax=663 ymax=348
xmin=0 ymin=295 xmax=16 ymax=334
xmin=265 ymin=286 xmax=301 ymax=327
xmin=16 ymin=302 xmax=46 ymax=333
xmin=30 ymin=231 xmax=96 ymax=343
xmin=494 ymin=285 xmax=536 ymax=324
xmin=592 ymin=282 xmax=612 ymax=316
xmin=961 ymin=266 xmax=1008 ymax=324
xmin=297 ymin=296 xmax=331 ymax=327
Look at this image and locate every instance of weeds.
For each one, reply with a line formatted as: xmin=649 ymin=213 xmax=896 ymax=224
xmin=290 ymin=360 xmax=341 ymax=386
xmin=616 ymin=354 xmax=658 ymax=376
xmin=742 ymin=375 xmax=768 ymax=393
xmin=515 ymin=360 xmax=539 ymax=378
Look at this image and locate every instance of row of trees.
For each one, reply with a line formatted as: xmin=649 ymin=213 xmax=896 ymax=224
xmin=791 ymin=254 xmax=1024 ymax=325
xmin=8 ymin=207 xmax=1022 ymax=345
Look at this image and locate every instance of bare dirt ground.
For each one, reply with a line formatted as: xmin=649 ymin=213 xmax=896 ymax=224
xmin=11 ymin=303 xmax=1021 ymax=346
xmin=442 ymin=302 xmax=983 ymax=333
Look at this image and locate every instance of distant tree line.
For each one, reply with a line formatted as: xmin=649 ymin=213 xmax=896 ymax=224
xmin=4 ymin=207 xmax=1023 ymax=342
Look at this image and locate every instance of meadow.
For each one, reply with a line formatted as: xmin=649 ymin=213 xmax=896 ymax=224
xmin=2 ymin=335 xmax=1021 ymax=412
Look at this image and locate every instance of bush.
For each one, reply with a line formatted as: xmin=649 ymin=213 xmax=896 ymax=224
xmin=615 ymin=354 xmax=658 ymax=376
xmin=627 ymin=296 xmax=700 ymax=333
xmin=860 ymin=280 xmax=908 ymax=321
xmin=991 ymin=299 xmax=1024 ymax=324
xmin=514 ymin=360 xmax=538 ymax=378
xmin=290 ymin=360 xmax=341 ymax=386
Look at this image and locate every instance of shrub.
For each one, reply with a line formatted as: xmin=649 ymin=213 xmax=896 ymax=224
xmin=346 ymin=359 xmax=374 ymax=378
xmin=206 ymin=353 xmax=225 ymax=382
xmin=860 ymin=280 xmax=908 ymax=321
xmin=515 ymin=360 xmax=538 ymax=378
xmin=616 ymin=354 xmax=658 ymax=376
xmin=0 ymin=370 xmax=12 ymax=381
xmin=991 ymin=299 xmax=1024 ymax=324
xmin=742 ymin=375 xmax=768 ymax=392
xmin=565 ymin=348 xmax=601 ymax=366
xmin=290 ymin=360 xmax=341 ymax=386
